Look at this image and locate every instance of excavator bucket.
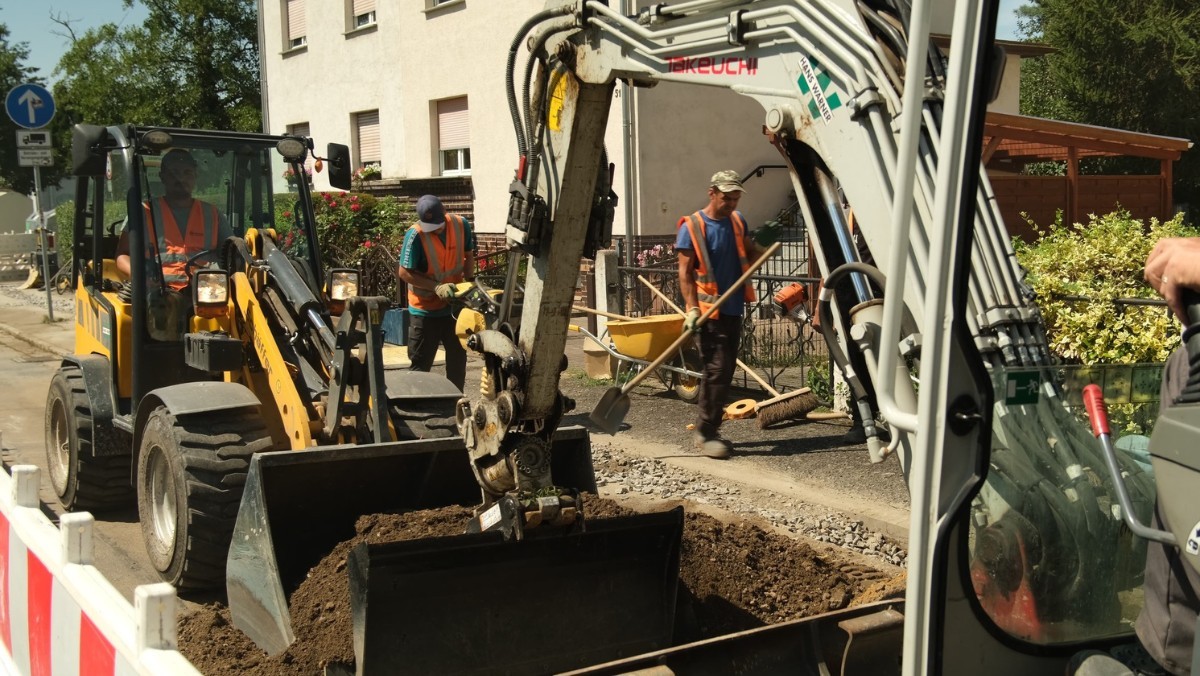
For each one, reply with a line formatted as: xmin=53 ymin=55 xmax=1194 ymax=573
xmin=348 ymin=507 xmax=684 ymax=675
xmin=227 ymin=425 xmax=598 ymax=656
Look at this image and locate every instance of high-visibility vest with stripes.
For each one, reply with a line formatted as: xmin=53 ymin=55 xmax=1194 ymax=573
xmin=407 ymin=215 xmax=467 ymax=312
xmin=144 ymin=198 xmax=222 ymax=290
xmin=677 ymin=210 xmax=756 ymax=315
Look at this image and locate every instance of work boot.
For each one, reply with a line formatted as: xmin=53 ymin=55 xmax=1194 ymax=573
xmin=842 ymin=425 xmax=866 ymax=445
xmin=693 ymin=431 xmax=733 ymax=459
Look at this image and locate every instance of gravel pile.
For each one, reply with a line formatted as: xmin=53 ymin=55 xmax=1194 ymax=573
xmin=0 ymin=282 xmax=74 ymax=316
xmin=592 ymin=442 xmax=908 ymax=568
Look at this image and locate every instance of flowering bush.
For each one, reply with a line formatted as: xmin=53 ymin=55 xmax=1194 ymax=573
xmin=283 ymin=165 xmax=313 ymax=183
xmin=635 ymin=242 xmax=675 ymax=267
xmin=354 ymin=164 xmax=381 ymax=181
xmin=273 ymin=191 xmax=414 ymax=299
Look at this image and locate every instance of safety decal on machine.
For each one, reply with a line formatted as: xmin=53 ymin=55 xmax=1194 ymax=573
xmin=797 ymin=56 xmax=842 ymax=124
xmin=1187 ymin=521 xmax=1200 ymax=556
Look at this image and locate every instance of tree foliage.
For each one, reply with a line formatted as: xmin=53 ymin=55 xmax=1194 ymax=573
xmin=53 ymin=0 xmax=260 ymax=133
xmin=1017 ymin=0 xmax=1200 ymax=209
xmin=0 ymin=20 xmax=65 ymax=194
xmin=1013 ymin=210 xmax=1200 ymax=364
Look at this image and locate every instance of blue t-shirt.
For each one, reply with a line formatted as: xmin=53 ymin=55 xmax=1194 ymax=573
xmin=399 ymin=217 xmax=477 ymax=317
xmin=674 ymin=211 xmax=745 ymax=317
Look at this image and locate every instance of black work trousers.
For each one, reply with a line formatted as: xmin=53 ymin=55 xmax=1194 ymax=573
xmin=695 ymin=314 xmax=742 ymax=439
xmin=407 ymin=313 xmax=467 ymax=392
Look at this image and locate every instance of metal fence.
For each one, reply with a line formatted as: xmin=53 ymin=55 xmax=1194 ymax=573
xmin=615 ymin=231 xmax=830 ymax=398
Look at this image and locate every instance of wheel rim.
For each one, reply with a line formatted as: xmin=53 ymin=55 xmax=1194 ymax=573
xmin=47 ymin=397 xmax=71 ymax=496
xmin=145 ymin=446 xmax=176 ymax=567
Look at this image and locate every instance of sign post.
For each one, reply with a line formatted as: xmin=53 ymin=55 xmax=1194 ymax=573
xmin=6 ymin=84 xmax=57 ymax=321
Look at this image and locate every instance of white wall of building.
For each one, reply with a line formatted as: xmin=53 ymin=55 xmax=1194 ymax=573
xmin=258 ymin=1 xmax=1029 ymax=238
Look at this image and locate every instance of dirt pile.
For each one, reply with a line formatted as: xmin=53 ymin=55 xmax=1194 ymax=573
xmin=178 ymin=495 xmax=903 ymax=675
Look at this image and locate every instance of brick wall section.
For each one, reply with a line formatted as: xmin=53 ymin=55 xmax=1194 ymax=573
xmin=363 ymin=177 xmax=475 ymax=222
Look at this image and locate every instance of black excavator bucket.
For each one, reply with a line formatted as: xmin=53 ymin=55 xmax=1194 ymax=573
xmin=348 ymin=507 xmax=684 ymax=676
xmin=227 ymin=425 xmax=597 ymax=656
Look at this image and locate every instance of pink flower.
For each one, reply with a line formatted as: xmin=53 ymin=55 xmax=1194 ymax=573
xmin=363 ymin=240 xmax=373 ymax=249
xmin=350 ymin=195 xmax=359 ymax=202
xmin=329 ymin=201 xmax=338 ymax=208
xmin=282 ymin=210 xmax=292 ymax=219
xmin=350 ymin=203 xmax=361 ymax=212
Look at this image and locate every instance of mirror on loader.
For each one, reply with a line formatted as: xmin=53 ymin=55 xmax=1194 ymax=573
xmin=326 ymin=143 xmax=352 ymax=191
xmin=70 ymin=124 xmax=112 ymax=176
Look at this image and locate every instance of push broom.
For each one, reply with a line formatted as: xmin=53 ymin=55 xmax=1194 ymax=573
xmin=636 ymin=275 xmax=819 ymax=428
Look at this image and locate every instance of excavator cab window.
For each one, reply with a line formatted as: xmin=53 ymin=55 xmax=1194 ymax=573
xmin=968 ymin=366 xmax=1157 ymax=645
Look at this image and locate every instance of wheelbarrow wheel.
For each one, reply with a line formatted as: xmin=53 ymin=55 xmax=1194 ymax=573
xmin=671 ymin=350 xmax=702 ymax=403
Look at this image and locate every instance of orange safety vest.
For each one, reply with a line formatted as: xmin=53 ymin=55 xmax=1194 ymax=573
xmin=143 ymin=198 xmax=222 ymax=290
xmin=407 ymin=215 xmax=467 ymax=312
xmin=677 ymin=210 xmax=756 ymax=315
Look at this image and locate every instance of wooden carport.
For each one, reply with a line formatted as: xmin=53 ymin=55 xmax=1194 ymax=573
xmin=982 ymin=112 xmax=1192 ymax=241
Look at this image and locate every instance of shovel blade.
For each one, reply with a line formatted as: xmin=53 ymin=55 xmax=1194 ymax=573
xmin=590 ymin=386 xmax=630 ymax=434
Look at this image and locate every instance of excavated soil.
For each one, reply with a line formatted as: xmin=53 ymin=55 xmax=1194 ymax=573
xmin=178 ymin=494 xmax=904 ymax=675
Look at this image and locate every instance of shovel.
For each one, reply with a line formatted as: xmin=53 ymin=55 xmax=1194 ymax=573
xmin=590 ymin=241 xmax=780 ymax=434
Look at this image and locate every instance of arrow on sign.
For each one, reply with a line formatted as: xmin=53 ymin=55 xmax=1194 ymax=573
xmin=17 ymin=89 xmax=44 ymax=124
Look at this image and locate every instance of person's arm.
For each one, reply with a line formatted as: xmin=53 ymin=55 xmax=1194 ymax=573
xmin=677 ymin=248 xmax=699 ymax=311
xmin=396 ymin=229 xmax=440 ymax=293
xmin=115 ymin=230 xmax=132 ymax=277
xmin=1145 ymin=237 xmax=1200 ymax=321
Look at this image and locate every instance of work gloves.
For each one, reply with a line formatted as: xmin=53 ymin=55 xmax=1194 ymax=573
xmin=435 ymin=283 xmax=459 ymax=301
xmin=753 ymin=219 xmax=783 ymax=247
xmin=683 ymin=307 xmax=702 ymax=333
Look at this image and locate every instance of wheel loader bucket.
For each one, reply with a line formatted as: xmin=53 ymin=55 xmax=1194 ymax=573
xmin=348 ymin=507 xmax=684 ymax=676
xmin=227 ymin=425 xmax=598 ymax=656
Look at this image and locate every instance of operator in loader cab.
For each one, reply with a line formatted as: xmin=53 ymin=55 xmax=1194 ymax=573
xmin=396 ymin=194 xmax=476 ymax=392
xmin=115 ymin=148 xmax=232 ymax=288
xmin=114 ymin=148 xmax=232 ymax=340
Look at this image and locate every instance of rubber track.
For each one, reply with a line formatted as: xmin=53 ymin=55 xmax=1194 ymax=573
xmin=169 ymin=409 xmax=274 ymax=590
xmin=59 ymin=368 xmax=132 ymax=511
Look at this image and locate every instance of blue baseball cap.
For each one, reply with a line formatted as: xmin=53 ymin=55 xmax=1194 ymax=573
xmin=416 ymin=194 xmax=446 ymax=232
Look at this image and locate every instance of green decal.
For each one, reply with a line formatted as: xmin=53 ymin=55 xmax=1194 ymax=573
xmin=797 ymin=56 xmax=843 ymax=124
xmin=1005 ymin=371 xmax=1041 ymax=405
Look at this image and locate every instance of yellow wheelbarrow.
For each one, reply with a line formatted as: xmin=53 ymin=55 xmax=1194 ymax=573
xmin=570 ymin=309 xmax=703 ymax=402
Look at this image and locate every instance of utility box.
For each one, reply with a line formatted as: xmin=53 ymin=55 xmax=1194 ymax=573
xmin=381 ymin=307 xmax=408 ymax=346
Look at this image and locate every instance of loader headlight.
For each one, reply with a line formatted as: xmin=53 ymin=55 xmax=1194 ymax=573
xmin=327 ymin=268 xmax=359 ymax=315
xmin=192 ymin=270 xmax=229 ymax=318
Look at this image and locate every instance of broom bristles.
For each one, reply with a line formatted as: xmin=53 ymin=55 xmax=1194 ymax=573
xmin=756 ymin=387 xmax=821 ymax=429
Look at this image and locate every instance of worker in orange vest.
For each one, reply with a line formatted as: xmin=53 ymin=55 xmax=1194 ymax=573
xmin=397 ymin=194 xmax=476 ymax=391
xmin=676 ymin=170 xmax=771 ymax=459
xmin=115 ymin=148 xmax=232 ymax=339
xmin=116 ymin=149 xmax=230 ymax=286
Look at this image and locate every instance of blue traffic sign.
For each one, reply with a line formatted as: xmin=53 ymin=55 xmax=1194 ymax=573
xmin=5 ymin=83 xmax=55 ymax=130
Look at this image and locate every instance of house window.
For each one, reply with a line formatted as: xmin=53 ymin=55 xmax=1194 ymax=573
xmin=287 ymin=122 xmax=314 ymax=177
xmin=355 ymin=110 xmax=381 ymax=169
xmin=437 ymin=97 xmax=470 ymax=176
xmin=286 ymin=0 xmax=307 ymax=48
xmin=350 ymin=0 xmax=376 ymax=29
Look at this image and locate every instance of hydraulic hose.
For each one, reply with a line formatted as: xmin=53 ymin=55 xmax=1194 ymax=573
xmin=507 ymin=5 xmax=575 ymax=157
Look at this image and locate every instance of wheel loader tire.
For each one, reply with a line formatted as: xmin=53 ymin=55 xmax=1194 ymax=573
xmin=137 ymin=406 xmax=273 ymax=590
xmin=44 ymin=367 xmax=132 ymax=511
xmin=389 ymin=398 xmax=460 ymax=440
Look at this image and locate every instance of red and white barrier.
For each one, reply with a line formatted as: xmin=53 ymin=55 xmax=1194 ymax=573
xmin=0 ymin=465 xmax=201 ymax=676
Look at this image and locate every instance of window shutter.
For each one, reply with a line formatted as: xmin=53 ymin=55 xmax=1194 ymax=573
xmin=353 ymin=0 xmax=376 ymax=15
xmin=357 ymin=111 xmax=381 ymax=164
xmin=287 ymin=0 xmax=306 ymax=42
xmin=437 ymin=98 xmax=470 ymax=150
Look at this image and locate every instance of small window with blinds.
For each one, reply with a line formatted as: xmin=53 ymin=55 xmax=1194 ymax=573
xmin=349 ymin=0 xmax=376 ymax=30
xmin=355 ymin=111 xmax=381 ymax=169
xmin=285 ymin=0 xmax=307 ymax=49
xmin=437 ymin=97 xmax=471 ymax=177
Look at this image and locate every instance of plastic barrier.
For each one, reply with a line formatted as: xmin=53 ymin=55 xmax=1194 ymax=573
xmin=0 ymin=464 xmax=201 ymax=675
